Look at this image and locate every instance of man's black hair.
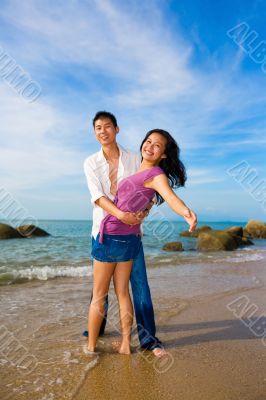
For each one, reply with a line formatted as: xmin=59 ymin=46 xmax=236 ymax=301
xmin=92 ymin=111 xmax=118 ymax=128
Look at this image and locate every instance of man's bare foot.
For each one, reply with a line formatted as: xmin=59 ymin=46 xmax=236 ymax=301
xmin=152 ymin=347 xmax=168 ymax=357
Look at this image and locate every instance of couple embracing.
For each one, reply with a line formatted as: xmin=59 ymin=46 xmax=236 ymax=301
xmin=84 ymin=111 xmax=197 ymax=357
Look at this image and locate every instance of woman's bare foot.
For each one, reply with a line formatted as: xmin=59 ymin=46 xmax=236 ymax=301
xmin=87 ymin=341 xmax=97 ymax=353
xmin=83 ymin=344 xmax=99 ymax=356
xmin=152 ymin=347 xmax=168 ymax=357
xmin=118 ymin=344 xmax=131 ymax=355
xmin=111 ymin=340 xmax=131 ymax=354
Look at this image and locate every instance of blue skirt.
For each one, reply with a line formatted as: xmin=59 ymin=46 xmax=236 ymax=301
xmin=91 ymin=233 xmax=141 ymax=263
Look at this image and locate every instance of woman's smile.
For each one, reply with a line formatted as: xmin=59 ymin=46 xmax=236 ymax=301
xmin=144 ymin=149 xmax=154 ymax=156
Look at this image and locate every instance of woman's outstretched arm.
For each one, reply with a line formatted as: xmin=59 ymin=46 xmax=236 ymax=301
xmin=144 ymin=174 xmax=197 ymax=232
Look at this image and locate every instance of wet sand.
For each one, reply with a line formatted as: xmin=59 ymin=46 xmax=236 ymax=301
xmin=1 ymin=258 xmax=266 ymax=400
xmin=75 ymin=288 xmax=266 ymax=400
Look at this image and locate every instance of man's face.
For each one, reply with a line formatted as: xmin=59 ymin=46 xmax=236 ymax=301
xmin=94 ymin=117 xmax=119 ymax=146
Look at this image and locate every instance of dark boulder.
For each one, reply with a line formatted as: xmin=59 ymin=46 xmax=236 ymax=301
xmin=180 ymin=225 xmax=212 ymax=238
xmin=197 ymin=231 xmax=239 ymax=251
xmin=162 ymin=242 xmax=183 ymax=251
xmin=240 ymin=237 xmax=254 ymax=246
xmin=224 ymin=226 xmax=243 ymax=237
xmin=197 ymin=224 xmax=254 ymax=251
xmin=224 ymin=226 xmax=253 ymax=247
xmin=0 ymin=223 xmax=50 ymax=239
xmin=17 ymin=225 xmax=50 ymax=238
xmin=0 ymin=223 xmax=22 ymax=240
xmin=243 ymin=220 xmax=266 ymax=239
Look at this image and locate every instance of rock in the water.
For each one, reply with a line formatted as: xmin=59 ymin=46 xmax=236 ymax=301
xmin=0 ymin=223 xmax=22 ymax=240
xmin=0 ymin=223 xmax=50 ymax=239
xmin=162 ymin=241 xmax=183 ymax=251
xmin=223 ymin=226 xmax=253 ymax=247
xmin=241 ymin=237 xmax=254 ymax=246
xmin=17 ymin=225 xmax=50 ymax=238
xmin=243 ymin=220 xmax=266 ymax=239
xmin=197 ymin=231 xmax=239 ymax=251
xmin=180 ymin=225 xmax=212 ymax=238
xmin=224 ymin=226 xmax=243 ymax=237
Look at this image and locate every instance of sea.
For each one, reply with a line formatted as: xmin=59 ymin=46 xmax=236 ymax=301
xmin=1 ymin=219 xmax=266 ymax=400
xmin=0 ymin=219 xmax=266 ymax=286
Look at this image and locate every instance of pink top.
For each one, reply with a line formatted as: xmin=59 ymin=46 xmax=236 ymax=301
xmin=99 ymin=166 xmax=165 ymax=243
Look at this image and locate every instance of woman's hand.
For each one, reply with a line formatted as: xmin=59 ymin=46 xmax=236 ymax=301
xmin=183 ymin=208 xmax=197 ymax=232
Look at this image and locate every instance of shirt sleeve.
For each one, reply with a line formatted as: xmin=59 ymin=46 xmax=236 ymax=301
xmin=135 ymin=153 xmax=141 ymax=170
xmin=83 ymin=158 xmax=106 ymax=204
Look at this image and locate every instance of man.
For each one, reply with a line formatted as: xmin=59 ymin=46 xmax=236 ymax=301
xmin=83 ymin=111 xmax=164 ymax=356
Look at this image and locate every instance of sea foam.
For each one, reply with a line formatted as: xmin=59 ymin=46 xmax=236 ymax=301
xmin=0 ymin=265 xmax=92 ymax=284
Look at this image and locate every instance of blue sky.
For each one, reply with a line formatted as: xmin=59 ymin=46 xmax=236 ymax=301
xmin=0 ymin=0 xmax=266 ymax=222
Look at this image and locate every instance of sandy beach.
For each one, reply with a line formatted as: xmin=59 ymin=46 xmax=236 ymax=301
xmin=1 ymin=0 xmax=266 ymax=398
xmin=77 ymin=288 xmax=266 ymax=400
xmin=1 ymin=254 xmax=266 ymax=400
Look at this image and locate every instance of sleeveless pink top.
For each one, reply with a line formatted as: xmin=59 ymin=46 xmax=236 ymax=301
xmin=99 ymin=166 xmax=165 ymax=243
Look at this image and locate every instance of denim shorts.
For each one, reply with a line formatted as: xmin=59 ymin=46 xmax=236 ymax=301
xmin=91 ymin=233 xmax=142 ymax=263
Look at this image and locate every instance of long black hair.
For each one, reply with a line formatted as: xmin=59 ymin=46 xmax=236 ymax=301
xmin=140 ymin=129 xmax=187 ymax=205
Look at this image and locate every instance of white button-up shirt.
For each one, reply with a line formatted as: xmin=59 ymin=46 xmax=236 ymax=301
xmin=84 ymin=144 xmax=141 ymax=238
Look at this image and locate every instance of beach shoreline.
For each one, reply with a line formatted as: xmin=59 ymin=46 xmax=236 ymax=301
xmin=1 ymin=256 xmax=266 ymax=399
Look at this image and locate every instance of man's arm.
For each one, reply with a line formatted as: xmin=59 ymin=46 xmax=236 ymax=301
xmin=95 ymin=196 xmax=142 ymax=225
xmin=84 ymin=158 xmax=140 ymax=225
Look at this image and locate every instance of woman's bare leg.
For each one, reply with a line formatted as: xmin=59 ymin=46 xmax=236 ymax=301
xmin=113 ymin=260 xmax=133 ymax=354
xmin=88 ymin=260 xmax=116 ymax=352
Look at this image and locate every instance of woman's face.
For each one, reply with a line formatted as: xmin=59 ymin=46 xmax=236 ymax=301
xmin=141 ymin=132 xmax=167 ymax=164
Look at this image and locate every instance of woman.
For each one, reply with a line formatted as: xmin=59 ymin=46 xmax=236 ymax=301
xmin=88 ymin=129 xmax=197 ymax=355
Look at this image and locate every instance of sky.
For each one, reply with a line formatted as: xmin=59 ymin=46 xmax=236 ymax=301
xmin=0 ymin=0 xmax=266 ymax=222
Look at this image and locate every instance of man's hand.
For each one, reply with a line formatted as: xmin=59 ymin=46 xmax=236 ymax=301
xmin=135 ymin=199 xmax=154 ymax=222
xmin=135 ymin=210 xmax=148 ymax=223
xmin=118 ymin=211 xmax=141 ymax=226
xmin=117 ymin=200 xmax=155 ymax=225
xmin=183 ymin=208 xmax=197 ymax=232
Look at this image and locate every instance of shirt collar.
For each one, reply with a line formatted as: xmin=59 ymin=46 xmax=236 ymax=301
xmin=96 ymin=143 xmax=126 ymax=162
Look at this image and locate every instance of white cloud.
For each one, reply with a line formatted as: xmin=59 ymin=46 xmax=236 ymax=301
xmin=186 ymin=168 xmax=225 ymax=185
xmin=0 ymin=0 xmax=195 ymax=104
xmin=0 ymin=84 xmax=84 ymax=191
xmin=0 ymin=0 xmax=265 ymax=219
